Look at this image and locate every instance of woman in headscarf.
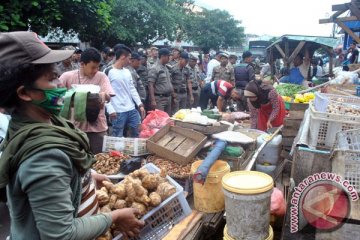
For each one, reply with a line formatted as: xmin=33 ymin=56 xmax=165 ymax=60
xmin=244 ymin=80 xmax=285 ymax=131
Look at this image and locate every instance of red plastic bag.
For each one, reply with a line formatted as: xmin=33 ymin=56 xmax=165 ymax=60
xmin=140 ymin=110 xmax=171 ymax=138
xmin=270 ymin=187 xmax=286 ymax=216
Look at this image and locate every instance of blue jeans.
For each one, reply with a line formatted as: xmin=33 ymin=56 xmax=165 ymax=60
xmin=111 ymin=109 xmax=141 ymax=137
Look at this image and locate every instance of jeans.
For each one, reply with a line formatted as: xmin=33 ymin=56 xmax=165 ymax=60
xmin=199 ymin=83 xmax=217 ymax=110
xmin=111 ymin=109 xmax=141 ymax=137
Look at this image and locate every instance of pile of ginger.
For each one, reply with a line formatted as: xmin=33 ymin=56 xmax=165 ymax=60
xmin=96 ymin=168 xmax=177 ymax=239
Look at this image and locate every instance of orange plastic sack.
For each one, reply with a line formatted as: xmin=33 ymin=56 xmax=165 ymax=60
xmin=270 ymin=187 xmax=286 ymax=216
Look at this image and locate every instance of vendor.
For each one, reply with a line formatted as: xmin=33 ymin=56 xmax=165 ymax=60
xmin=0 ymin=32 xmax=143 ymax=239
xmin=288 ymin=50 xmax=310 ymax=86
xmin=199 ymin=79 xmax=242 ymax=111
xmin=244 ymin=80 xmax=285 ymax=131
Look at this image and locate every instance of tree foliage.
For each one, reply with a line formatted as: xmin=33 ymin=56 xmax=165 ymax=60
xmin=184 ymin=9 xmax=245 ymax=50
xmin=0 ymin=0 xmax=113 ymax=41
xmin=95 ymin=0 xmax=193 ymax=47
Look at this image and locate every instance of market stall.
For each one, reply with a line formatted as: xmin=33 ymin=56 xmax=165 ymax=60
xmin=92 ymin=83 xmax=360 ymax=240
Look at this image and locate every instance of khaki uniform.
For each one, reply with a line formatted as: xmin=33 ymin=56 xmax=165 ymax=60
xmin=126 ymin=66 xmax=147 ymax=101
xmin=188 ymin=65 xmax=201 ymax=108
xmin=148 ymin=62 xmax=173 ymax=115
xmin=169 ymin=59 xmax=179 ymax=66
xmin=211 ymin=65 xmax=235 ymax=84
xmin=136 ymin=65 xmax=148 ymax=88
xmin=147 ymin=57 xmax=158 ymax=68
xmin=170 ymin=63 xmax=190 ymax=113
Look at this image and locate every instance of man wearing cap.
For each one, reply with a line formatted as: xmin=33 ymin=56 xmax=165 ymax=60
xmin=100 ymin=47 xmax=115 ymax=71
xmin=57 ymin=45 xmax=77 ymax=75
xmin=72 ymin=47 xmax=82 ymax=68
xmin=169 ymin=46 xmax=182 ymax=66
xmin=211 ymin=52 xmax=235 ymax=85
xmin=60 ymin=48 xmax=115 ymax=153
xmin=148 ymin=48 xmax=174 ymax=115
xmin=205 ymin=51 xmax=221 ymax=83
xmin=199 ymin=80 xmax=242 ymax=111
xmin=106 ymin=44 xmax=145 ymax=138
xmin=188 ymin=54 xmax=202 ymax=107
xmin=147 ymin=46 xmax=158 ymax=67
xmin=127 ymin=52 xmax=146 ymax=101
xmin=229 ymin=53 xmax=238 ymax=66
xmin=234 ymin=51 xmax=255 ymax=111
xmin=170 ymin=52 xmax=193 ymax=113
xmin=0 ymin=31 xmax=144 ymax=239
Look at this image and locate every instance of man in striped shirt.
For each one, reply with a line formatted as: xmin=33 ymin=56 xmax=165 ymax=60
xmin=199 ymin=79 xmax=242 ymax=111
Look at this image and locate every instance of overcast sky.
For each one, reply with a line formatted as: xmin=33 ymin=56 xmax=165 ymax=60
xmin=195 ymin=0 xmax=349 ymax=37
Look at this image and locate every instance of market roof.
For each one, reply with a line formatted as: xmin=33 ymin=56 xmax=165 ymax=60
xmin=267 ymin=34 xmax=338 ymax=60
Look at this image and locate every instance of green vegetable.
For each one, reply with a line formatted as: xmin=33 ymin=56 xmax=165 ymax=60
xmin=275 ymin=84 xmax=306 ymax=98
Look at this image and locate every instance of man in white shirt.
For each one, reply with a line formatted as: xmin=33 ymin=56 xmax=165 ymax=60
xmin=205 ymin=52 xmax=221 ymax=83
xmin=107 ymin=44 xmax=145 ymax=137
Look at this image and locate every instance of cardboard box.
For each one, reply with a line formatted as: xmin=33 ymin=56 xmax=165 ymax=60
xmin=147 ymin=125 xmax=207 ymax=166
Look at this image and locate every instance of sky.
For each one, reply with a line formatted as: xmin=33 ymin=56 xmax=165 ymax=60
xmin=194 ymin=0 xmax=349 ymax=37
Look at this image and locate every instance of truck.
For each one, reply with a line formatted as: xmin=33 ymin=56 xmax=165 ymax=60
xmin=248 ymin=40 xmax=272 ymax=62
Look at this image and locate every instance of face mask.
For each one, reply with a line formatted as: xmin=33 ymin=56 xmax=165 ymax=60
xmin=31 ymin=88 xmax=68 ymax=115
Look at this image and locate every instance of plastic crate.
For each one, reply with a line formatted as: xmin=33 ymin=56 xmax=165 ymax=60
xmin=314 ymin=92 xmax=360 ymax=112
xmin=308 ymin=101 xmax=360 ymax=149
xmin=102 ymin=136 xmax=148 ymax=156
xmin=332 ymin=129 xmax=360 ymax=192
xmin=113 ymin=163 xmax=191 ymax=240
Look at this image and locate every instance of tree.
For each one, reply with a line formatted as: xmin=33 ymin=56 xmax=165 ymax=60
xmin=184 ymin=9 xmax=245 ymax=50
xmin=95 ymin=0 xmax=193 ymax=47
xmin=0 ymin=0 xmax=113 ymax=42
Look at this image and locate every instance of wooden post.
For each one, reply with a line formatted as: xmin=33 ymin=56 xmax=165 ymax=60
xmin=336 ymin=19 xmax=360 ymax=43
xmin=285 ymin=39 xmax=290 ymax=67
xmin=288 ymin=41 xmax=306 ymax=64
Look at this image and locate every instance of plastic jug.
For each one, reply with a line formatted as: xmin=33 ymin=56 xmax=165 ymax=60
xmin=256 ymin=134 xmax=282 ymax=165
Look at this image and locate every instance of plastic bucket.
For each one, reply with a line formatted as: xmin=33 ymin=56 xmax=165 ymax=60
xmin=223 ymin=224 xmax=273 ymax=240
xmin=222 ymin=171 xmax=274 ymax=240
xmin=191 ymin=160 xmax=230 ymax=213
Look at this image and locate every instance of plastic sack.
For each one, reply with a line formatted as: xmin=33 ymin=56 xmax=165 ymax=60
xmin=270 ymin=187 xmax=286 ymax=216
xmin=140 ymin=110 xmax=171 ymax=138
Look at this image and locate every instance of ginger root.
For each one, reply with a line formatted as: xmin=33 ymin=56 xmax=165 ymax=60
xmin=135 ymin=195 xmax=151 ymax=207
xmin=96 ymin=230 xmax=112 ymax=240
xmin=149 ymin=192 xmax=162 ymax=207
xmin=142 ymin=174 xmax=161 ymax=191
xmin=156 ymin=182 xmax=176 ymax=201
xmin=112 ymin=183 xmax=126 ymax=199
xmin=100 ymin=204 xmax=111 ymax=213
xmin=108 ymin=194 xmax=118 ymax=209
xmin=96 ymin=189 xmax=110 ymax=206
xmin=131 ymin=202 xmax=147 ymax=217
xmin=114 ymin=199 xmax=127 ymax=209
xmin=133 ymin=181 xmax=148 ymax=196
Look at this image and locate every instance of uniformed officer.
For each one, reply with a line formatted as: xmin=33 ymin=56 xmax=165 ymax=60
xmin=147 ymin=46 xmax=158 ymax=67
xmin=188 ymin=54 xmax=202 ymax=108
xmin=127 ymin=52 xmax=147 ymax=101
xmin=170 ymin=52 xmax=193 ymax=113
xmin=169 ymin=46 xmax=182 ymax=66
xmin=211 ymin=52 xmax=235 ymax=85
xmin=148 ymin=48 xmax=174 ymax=115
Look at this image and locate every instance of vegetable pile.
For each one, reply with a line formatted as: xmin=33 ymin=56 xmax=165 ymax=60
xmin=145 ymin=155 xmax=193 ymax=178
xmin=275 ymin=84 xmax=307 ymax=98
xmin=93 ymin=152 xmax=130 ymax=175
xmin=96 ymin=168 xmax=177 ymax=239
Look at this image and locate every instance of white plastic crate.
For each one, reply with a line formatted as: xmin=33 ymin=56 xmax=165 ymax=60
xmin=308 ymin=101 xmax=360 ymax=149
xmin=102 ymin=136 xmax=148 ymax=156
xmin=113 ymin=163 xmax=192 ymax=240
xmin=332 ymin=129 xmax=360 ymax=192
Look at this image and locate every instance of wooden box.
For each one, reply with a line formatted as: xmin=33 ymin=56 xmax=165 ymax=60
xmin=174 ymin=120 xmax=228 ymax=135
xmin=146 ymin=125 xmax=207 ymax=166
